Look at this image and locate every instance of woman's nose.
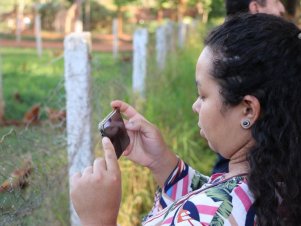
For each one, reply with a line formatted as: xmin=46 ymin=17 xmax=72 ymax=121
xmin=192 ymin=99 xmax=200 ymax=113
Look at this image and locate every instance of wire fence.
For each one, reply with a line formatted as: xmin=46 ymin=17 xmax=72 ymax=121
xmin=0 ymin=19 xmax=207 ymax=225
xmin=0 ymin=40 xmax=139 ymax=225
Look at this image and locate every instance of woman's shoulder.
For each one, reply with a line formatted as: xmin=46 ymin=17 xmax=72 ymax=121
xmin=196 ymin=173 xmax=253 ymax=209
xmin=143 ymin=174 xmax=255 ymax=226
xmin=185 ymin=174 xmax=255 ymax=225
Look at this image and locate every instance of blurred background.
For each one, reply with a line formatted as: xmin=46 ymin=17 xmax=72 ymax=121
xmin=0 ymin=0 xmax=300 ymax=225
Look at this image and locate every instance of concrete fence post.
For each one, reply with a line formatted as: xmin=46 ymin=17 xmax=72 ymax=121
xmin=112 ymin=18 xmax=119 ymax=59
xmin=132 ymin=28 xmax=148 ymax=96
xmin=165 ymin=21 xmax=175 ymax=53
xmin=64 ymin=32 xmax=93 ymax=226
xmin=156 ymin=25 xmax=167 ymax=70
xmin=178 ymin=21 xmax=188 ymax=48
xmin=34 ymin=9 xmax=43 ymax=57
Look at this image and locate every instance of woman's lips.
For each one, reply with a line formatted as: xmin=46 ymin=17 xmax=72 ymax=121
xmin=200 ymin=129 xmax=205 ymax=137
xmin=198 ymin=124 xmax=205 ymax=138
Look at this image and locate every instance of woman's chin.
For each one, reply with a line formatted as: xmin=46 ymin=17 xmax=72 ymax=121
xmin=200 ymin=129 xmax=205 ymax=138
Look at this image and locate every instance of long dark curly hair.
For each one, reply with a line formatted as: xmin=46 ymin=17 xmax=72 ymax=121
xmin=205 ymin=13 xmax=301 ymax=225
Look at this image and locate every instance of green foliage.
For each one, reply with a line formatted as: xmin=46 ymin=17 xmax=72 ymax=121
xmin=209 ymin=0 xmax=226 ymax=18
xmin=90 ymin=0 xmax=114 ymax=32
xmin=157 ymin=0 xmax=175 ymax=9
xmin=114 ymin=0 xmax=138 ymax=8
xmin=188 ymin=0 xmax=212 ymax=11
xmin=39 ymin=2 xmax=66 ymax=30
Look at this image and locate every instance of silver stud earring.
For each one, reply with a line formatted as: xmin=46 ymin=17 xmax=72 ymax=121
xmin=241 ymin=119 xmax=251 ymax=129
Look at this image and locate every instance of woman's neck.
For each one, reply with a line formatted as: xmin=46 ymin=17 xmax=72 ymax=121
xmin=225 ymin=141 xmax=252 ymax=179
xmin=225 ymin=160 xmax=249 ymax=179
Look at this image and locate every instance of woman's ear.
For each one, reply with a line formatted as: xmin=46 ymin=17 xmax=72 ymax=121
xmin=249 ymin=1 xmax=260 ymax=14
xmin=241 ymin=95 xmax=261 ymax=124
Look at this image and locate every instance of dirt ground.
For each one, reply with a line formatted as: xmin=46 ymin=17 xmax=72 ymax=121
xmin=0 ymin=34 xmax=133 ymax=52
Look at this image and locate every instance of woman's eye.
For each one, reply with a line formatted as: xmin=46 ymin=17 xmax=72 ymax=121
xmin=196 ymin=92 xmax=205 ymax=100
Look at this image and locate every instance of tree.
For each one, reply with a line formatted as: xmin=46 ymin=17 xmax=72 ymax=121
xmin=156 ymin=0 xmax=171 ymax=21
xmin=188 ymin=0 xmax=213 ymax=23
xmin=283 ymin=0 xmax=299 ymax=16
xmin=89 ymin=1 xmax=113 ymax=32
xmin=113 ymin=0 xmax=138 ymax=35
xmin=208 ymin=0 xmax=225 ymax=19
xmin=282 ymin=0 xmax=300 ymax=24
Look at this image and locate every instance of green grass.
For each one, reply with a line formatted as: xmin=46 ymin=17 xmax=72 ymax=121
xmin=0 ymin=47 xmax=134 ymax=225
xmin=0 ymin=22 xmax=216 ymax=226
xmin=1 ymin=48 xmax=65 ymax=120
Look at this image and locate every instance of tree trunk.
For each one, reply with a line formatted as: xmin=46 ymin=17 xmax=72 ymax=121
xmin=65 ymin=3 xmax=77 ymax=33
xmin=157 ymin=7 xmax=163 ymax=22
xmin=177 ymin=0 xmax=185 ymax=22
xmin=83 ymin=0 xmax=90 ymax=31
xmin=75 ymin=0 xmax=83 ymax=32
xmin=117 ymin=8 xmax=123 ymax=36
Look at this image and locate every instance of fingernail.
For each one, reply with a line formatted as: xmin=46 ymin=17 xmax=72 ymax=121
xmin=102 ymin=137 xmax=110 ymax=144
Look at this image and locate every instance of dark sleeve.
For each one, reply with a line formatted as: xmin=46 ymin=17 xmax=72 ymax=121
xmin=211 ymin=153 xmax=229 ymax=174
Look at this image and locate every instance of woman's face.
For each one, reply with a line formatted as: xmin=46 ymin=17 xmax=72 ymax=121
xmin=192 ymin=47 xmax=253 ymax=159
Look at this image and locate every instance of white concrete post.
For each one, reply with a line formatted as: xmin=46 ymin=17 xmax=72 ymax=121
xmin=156 ymin=25 xmax=167 ymax=70
xmin=191 ymin=19 xmax=198 ymax=32
xmin=16 ymin=0 xmax=24 ymax=42
xmin=112 ymin=18 xmax=119 ymax=59
xmin=64 ymin=32 xmax=93 ymax=226
xmin=178 ymin=21 xmax=187 ymax=48
xmin=34 ymin=11 xmax=43 ymax=57
xmin=132 ymin=28 xmax=148 ymax=96
xmin=165 ymin=21 xmax=175 ymax=53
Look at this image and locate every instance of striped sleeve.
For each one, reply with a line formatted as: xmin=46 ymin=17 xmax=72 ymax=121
xmin=143 ymin=159 xmax=209 ymax=221
xmin=142 ymin=174 xmax=256 ymax=225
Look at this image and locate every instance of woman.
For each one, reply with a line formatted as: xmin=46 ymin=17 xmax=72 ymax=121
xmin=70 ymin=13 xmax=301 ymax=225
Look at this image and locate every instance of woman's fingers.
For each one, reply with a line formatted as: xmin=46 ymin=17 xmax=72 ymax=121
xmin=126 ymin=117 xmax=154 ymax=135
xmin=82 ymin=166 xmax=93 ymax=176
xmin=101 ymin=137 xmax=120 ymax=173
xmin=90 ymin=137 xmax=120 ymax=178
xmin=111 ymin=100 xmax=141 ymax=119
xmin=93 ymin=157 xmax=106 ymax=173
xmin=70 ymin=172 xmax=82 ymax=186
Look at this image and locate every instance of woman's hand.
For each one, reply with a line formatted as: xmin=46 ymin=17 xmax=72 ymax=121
xmin=70 ymin=137 xmax=121 ymax=226
xmin=111 ymin=100 xmax=178 ymax=187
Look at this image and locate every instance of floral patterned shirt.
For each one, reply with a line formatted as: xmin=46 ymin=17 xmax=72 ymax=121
xmin=142 ymin=159 xmax=256 ymax=225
